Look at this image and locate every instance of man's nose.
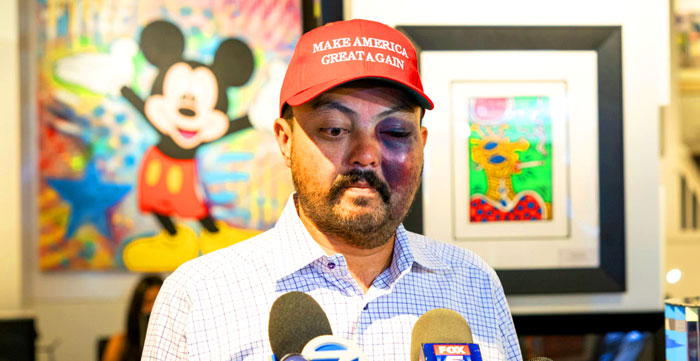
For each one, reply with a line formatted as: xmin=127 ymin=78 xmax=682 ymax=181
xmin=347 ymin=133 xmax=381 ymax=168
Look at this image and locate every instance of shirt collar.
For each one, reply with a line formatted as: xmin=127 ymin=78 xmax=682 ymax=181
xmin=394 ymin=224 xmax=449 ymax=272
xmin=271 ymin=194 xmax=449 ymax=281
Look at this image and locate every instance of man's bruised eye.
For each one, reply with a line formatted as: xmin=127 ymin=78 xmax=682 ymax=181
xmin=382 ymin=129 xmax=412 ymax=138
xmin=320 ymin=127 xmax=349 ymax=137
xmin=378 ymin=118 xmax=416 ymax=139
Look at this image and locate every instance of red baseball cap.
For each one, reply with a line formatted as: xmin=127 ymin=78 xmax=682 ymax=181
xmin=279 ymin=19 xmax=434 ymax=117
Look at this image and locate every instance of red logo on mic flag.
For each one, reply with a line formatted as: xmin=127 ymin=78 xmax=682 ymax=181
xmin=422 ymin=343 xmax=482 ymax=361
xmin=433 ymin=344 xmax=470 ymax=355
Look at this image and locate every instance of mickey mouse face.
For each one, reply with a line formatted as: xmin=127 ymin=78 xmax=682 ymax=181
xmin=135 ymin=21 xmax=254 ymax=151
xmin=145 ymin=62 xmax=228 ymax=149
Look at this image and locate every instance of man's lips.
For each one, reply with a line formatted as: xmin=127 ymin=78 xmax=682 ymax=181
xmin=178 ymin=129 xmax=198 ymax=139
xmin=346 ymin=181 xmax=373 ymax=189
xmin=344 ymin=182 xmax=377 ymax=193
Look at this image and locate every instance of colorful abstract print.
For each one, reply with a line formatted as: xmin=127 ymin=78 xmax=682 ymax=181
xmin=468 ymin=96 xmax=553 ymax=223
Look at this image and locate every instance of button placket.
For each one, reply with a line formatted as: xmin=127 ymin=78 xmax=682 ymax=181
xmin=318 ymin=256 xmax=359 ymax=295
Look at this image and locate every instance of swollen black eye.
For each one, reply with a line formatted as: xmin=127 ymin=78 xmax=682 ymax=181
xmin=383 ymin=130 xmax=411 ymax=138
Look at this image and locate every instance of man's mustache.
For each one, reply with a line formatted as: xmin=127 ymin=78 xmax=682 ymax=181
xmin=328 ymin=169 xmax=391 ymax=204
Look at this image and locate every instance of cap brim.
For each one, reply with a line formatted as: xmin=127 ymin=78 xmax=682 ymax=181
xmin=285 ymin=75 xmax=434 ymax=112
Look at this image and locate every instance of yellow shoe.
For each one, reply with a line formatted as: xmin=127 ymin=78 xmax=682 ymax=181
xmin=123 ymin=225 xmax=199 ymax=272
xmin=200 ymin=221 xmax=262 ymax=255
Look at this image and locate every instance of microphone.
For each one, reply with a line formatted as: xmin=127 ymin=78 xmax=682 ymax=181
xmin=410 ymin=308 xmax=482 ymax=361
xmin=268 ymin=292 xmax=332 ymax=359
xmin=267 ymin=292 xmax=368 ymax=361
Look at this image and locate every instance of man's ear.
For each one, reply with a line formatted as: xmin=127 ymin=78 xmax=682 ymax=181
xmin=420 ymin=125 xmax=428 ymax=149
xmin=273 ymin=117 xmax=293 ymax=168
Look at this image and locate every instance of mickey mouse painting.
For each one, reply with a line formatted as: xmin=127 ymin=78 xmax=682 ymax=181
xmin=121 ymin=20 xmax=261 ymax=271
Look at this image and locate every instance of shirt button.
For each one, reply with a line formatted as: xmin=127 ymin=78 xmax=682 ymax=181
xmin=327 ymin=262 xmax=336 ymax=269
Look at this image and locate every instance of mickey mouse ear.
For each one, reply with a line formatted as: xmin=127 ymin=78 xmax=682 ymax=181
xmin=140 ymin=21 xmax=185 ymax=69
xmin=212 ymin=38 xmax=255 ymax=87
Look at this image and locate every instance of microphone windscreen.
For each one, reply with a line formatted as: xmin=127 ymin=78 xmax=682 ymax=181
xmin=280 ymin=354 xmax=312 ymax=361
xmin=410 ymin=308 xmax=473 ymax=361
xmin=268 ymin=292 xmax=333 ymax=357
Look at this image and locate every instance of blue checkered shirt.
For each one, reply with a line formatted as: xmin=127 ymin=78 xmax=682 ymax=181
xmin=142 ymin=195 xmax=522 ymax=360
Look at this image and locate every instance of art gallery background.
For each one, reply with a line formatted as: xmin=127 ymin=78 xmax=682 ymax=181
xmin=1 ymin=0 xmax=698 ymax=359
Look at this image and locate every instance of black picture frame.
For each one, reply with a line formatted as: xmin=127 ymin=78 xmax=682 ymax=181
xmin=397 ymin=26 xmax=625 ymax=295
xmin=302 ymin=0 xmax=344 ymax=33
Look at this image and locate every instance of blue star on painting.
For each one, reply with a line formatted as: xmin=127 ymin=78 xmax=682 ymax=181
xmin=47 ymin=161 xmax=131 ymax=239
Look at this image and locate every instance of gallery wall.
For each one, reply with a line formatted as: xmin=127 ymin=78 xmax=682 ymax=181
xmin=0 ymin=0 xmax=674 ymax=360
xmin=662 ymin=2 xmax=700 ymax=299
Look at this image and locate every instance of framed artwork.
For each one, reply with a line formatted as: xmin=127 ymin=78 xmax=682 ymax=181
xmin=676 ymin=3 xmax=700 ymax=69
xmin=451 ymin=81 xmax=569 ymax=240
xmin=35 ymin=0 xmax=340 ymax=272
xmin=398 ymin=26 xmax=625 ymax=294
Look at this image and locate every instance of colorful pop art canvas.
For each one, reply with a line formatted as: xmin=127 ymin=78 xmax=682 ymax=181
xmin=467 ymin=96 xmax=553 ymax=223
xmin=38 ymin=0 xmax=300 ymax=271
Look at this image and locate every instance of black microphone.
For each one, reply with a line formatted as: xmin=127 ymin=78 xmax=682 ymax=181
xmin=268 ymin=292 xmax=332 ymax=359
xmin=410 ymin=308 xmax=476 ymax=361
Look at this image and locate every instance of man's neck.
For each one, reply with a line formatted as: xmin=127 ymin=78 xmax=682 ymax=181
xmin=295 ymin=200 xmax=395 ymax=294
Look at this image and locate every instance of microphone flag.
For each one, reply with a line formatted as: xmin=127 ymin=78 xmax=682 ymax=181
xmin=300 ymin=335 xmax=369 ymax=361
xmin=420 ymin=343 xmax=483 ymax=361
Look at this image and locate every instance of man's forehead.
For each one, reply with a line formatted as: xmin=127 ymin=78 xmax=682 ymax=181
xmin=306 ymin=80 xmax=420 ymax=113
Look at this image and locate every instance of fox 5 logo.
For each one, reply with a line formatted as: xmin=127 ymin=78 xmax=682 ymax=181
xmin=301 ymin=335 xmax=368 ymax=361
xmin=435 ymin=345 xmax=469 ymax=355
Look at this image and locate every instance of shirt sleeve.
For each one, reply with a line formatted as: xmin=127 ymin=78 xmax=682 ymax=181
xmin=493 ymin=280 xmax=523 ymax=361
xmin=142 ymin=275 xmax=192 ymax=360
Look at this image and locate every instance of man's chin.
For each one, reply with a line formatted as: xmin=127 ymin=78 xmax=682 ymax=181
xmin=337 ymin=192 xmax=385 ymax=209
xmin=331 ymin=196 xmax=382 ymax=215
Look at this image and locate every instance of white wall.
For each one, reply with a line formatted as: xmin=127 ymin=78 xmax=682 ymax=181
xmin=663 ymin=84 xmax=700 ymax=300
xmin=31 ymin=278 xmax=144 ymax=360
xmin=350 ymin=0 xmax=667 ymax=314
xmin=662 ymin=0 xmax=700 ymax=299
xmin=0 ymin=0 xmax=26 ymax=316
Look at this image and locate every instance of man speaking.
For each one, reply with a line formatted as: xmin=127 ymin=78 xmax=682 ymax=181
xmin=142 ymin=19 xmax=522 ymax=360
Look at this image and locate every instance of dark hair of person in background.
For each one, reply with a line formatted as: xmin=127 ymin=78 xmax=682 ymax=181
xmin=102 ymin=275 xmax=164 ymax=361
xmin=123 ymin=275 xmax=163 ymax=361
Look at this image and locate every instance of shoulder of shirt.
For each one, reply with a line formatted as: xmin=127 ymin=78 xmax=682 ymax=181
xmin=403 ymin=229 xmax=503 ymax=288
xmin=161 ymin=227 xmax=280 ymax=292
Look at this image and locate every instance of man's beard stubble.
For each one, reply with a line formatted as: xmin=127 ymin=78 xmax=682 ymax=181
xmin=291 ymin=158 xmax=420 ymax=250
